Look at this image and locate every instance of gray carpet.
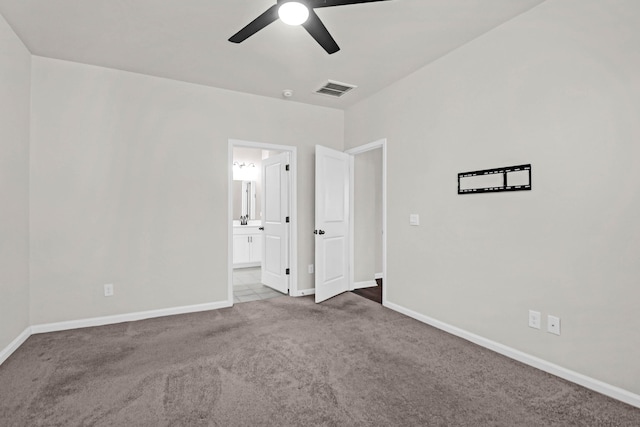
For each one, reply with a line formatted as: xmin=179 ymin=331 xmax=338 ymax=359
xmin=1 ymin=293 xmax=639 ymax=426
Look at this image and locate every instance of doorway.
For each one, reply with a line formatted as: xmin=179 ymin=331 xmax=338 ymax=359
xmin=228 ymin=139 xmax=298 ymax=306
xmin=313 ymin=139 xmax=387 ymax=305
xmin=348 ymin=140 xmax=385 ymax=305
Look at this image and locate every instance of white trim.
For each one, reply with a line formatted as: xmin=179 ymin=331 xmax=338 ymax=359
xmin=346 ymin=139 xmax=387 ymax=155
xmin=31 ymin=300 xmax=231 ymax=335
xmin=228 ymin=139 xmax=298 ymax=300
xmin=289 ymin=152 xmax=298 ymax=296
xmin=0 ymin=327 xmax=31 ymax=366
xmin=228 ymin=142 xmax=235 ymax=307
xmin=384 ymin=300 xmax=640 ymax=409
xmin=348 ymin=153 xmax=355 ymax=291
xmin=345 ymin=139 xmax=387 ymax=304
xmin=353 ymin=280 xmax=377 ymax=290
xmin=291 ymin=288 xmax=315 ymax=297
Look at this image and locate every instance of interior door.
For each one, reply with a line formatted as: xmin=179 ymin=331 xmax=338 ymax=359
xmin=261 ymin=152 xmax=289 ymax=294
xmin=315 ymin=145 xmax=350 ymax=303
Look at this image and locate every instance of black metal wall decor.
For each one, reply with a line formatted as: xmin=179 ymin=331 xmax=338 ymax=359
xmin=458 ymin=164 xmax=531 ymax=194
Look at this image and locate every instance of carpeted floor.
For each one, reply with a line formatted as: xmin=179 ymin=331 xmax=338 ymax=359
xmin=1 ymin=293 xmax=639 ymax=426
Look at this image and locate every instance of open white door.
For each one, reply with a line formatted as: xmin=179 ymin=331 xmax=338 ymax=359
xmin=261 ymin=152 xmax=289 ymax=294
xmin=315 ymin=145 xmax=350 ymax=303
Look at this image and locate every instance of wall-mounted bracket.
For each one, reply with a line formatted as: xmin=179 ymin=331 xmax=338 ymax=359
xmin=458 ymin=164 xmax=531 ymax=195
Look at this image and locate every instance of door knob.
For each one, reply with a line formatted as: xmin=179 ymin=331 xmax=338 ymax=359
xmin=259 ymin=227 xmax=264 ymax=231
xmin=318 ymin=230 xmax=326 ymax=235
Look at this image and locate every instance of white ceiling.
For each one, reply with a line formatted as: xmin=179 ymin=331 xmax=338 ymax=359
xmin=0 ymin=0 xmax=546 ymax=109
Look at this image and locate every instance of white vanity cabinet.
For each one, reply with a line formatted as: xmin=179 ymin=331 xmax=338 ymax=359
xmin=233 ymin=226 xmax=262 ymax=267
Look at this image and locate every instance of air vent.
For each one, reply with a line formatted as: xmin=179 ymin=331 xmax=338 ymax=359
xmin=314 ymin=80 xmax=357 ymax=98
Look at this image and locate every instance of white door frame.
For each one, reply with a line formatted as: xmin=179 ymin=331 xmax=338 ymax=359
xmin=228 ymin=139 xmax=298 ymax=305
xmin=345 ymin=139 xmax=387 ymax=306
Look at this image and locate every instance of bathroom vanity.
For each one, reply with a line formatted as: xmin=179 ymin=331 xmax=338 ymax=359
xmin=233 ymin=223 xmax=262 ymax=268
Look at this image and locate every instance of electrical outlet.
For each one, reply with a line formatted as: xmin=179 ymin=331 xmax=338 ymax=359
xmin=548 ymin=315 xmax=561 ymax=335
xmin=308 ymin=264 xmax=314 ymax=274
xmin=104 ymin=283 xmax=114 ymax=297
xmin=528 ymin=310 xmax=541 ymax=329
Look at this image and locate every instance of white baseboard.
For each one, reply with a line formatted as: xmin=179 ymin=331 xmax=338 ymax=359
xmin=384 ymin=300 xmax=640 ymax=409
xmin=31 ymin=300 xmax=232 ymax=335
xmin=291 ymin=288 xmax=315 ymax=297
xmin=0 ymin=327 xmax=31 ymax=366
xmin=375 ymin=272 xmax=383 ymax=280
xmin=353 ymin=280 xmax=377 ymax=290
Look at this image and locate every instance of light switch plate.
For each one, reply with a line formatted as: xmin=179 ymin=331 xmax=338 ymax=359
xmin=409 ymin=214 xmax=420 ymax=226
xmin=528 ymin=310 xmax=541 ymax=329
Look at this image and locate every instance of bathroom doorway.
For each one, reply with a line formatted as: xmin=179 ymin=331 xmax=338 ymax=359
xmin=227 ymin=139 xmax=298 ymax=305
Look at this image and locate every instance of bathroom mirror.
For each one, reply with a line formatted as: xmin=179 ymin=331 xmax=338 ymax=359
xmin=233 ymin=180 xmax=258 ymax=220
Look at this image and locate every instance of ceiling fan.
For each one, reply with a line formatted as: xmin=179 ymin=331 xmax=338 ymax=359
xmin=229 ymin=0 xmax=391 ymax=55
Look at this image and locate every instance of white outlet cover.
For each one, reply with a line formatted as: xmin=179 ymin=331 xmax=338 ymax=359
xmin=409 ymin=214 xmax=420 ymax=226
xmin=308 ymin=264 xmax=314 ymax=274
xmin=528 ymin=310 xmax=541 ymax=329
xmin=104 ymin=283 xmax=114 ymax=297
xmin=548 ymin=315 xmax=561 ymax=335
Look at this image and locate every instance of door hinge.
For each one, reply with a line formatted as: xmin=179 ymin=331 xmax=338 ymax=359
xmin=286 ymin=268 xmax=290 ymax=275
xmin=286 ymin=216 xmax=290 ymax=223
xmin=285 ymin=164 xmax=290 ymax=171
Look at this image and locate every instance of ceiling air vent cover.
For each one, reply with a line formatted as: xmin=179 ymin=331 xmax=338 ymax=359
xmin=315 ymin=80 xmax=357 ymax=98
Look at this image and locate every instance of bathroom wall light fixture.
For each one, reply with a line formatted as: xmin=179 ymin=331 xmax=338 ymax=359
xmin=233 ymin=162 xmax=256 ymax=169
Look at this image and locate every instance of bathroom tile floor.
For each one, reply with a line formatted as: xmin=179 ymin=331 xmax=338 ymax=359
xmin=233 ymin=267 xmax=286 ymax=303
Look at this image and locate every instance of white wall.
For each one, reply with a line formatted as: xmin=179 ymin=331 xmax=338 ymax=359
xmin=0 ymin=14 xmax=30 ymax=351
xmin=30 ymin=57 xmax=343 ymax=324
xmin=345 ymin=0 xmax=640 ymax=395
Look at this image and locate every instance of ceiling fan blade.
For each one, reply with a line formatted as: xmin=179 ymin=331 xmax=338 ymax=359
xmin=229 ymin=4 xmax=279 ymax=43
xmin=311 ymin=0 xmax=391 ymax=8
xmin=301 ymin=9 xmax=340 ymax=54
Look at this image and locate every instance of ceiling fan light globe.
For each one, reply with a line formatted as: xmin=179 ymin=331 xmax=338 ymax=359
xmin=278 ymin=2 xmax=309 ymax=26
